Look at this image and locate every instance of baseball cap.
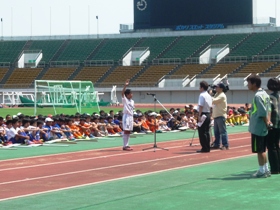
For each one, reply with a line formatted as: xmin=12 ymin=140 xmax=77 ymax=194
xmin=148 ymin=112 xmax=157 ymax=116
xmin=45 ymin=117 xmax=54 ymax=122
xmin=216 ymin=83 xmax=226 ymax=89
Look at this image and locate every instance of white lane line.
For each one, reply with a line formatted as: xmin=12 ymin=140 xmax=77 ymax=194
xmin=0 ymin=132 xmax=249 ymax=163
xmin=0 ymin=144 xmax=251 ymax=186
xmin=0 ymin=136 xmax=250 ymax=172
xmin=0 ymin=152 xmax=254 ymax=202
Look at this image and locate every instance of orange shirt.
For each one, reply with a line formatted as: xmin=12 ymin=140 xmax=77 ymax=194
xmin=145 ymin=119 xmax=158 ymax=132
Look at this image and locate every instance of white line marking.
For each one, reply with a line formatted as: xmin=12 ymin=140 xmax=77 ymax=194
xmin=0 ymin=132 xmax=249 ymax=163
xmin=0 ymin=144 xmax=251 ymax=186
xmin=0 ymin=152 xmax=254 ymax=202
xmin=0 ymin=136 xmax=250 ymax=172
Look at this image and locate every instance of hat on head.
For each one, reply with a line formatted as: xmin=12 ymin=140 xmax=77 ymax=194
xmin=45 ymin=117 xmax=54 ymax=122
xmin=17 ymin=112 xmax=22 ymax=116
xmin=148 ymin=112 xmax=157 ymax=116
xmin=216 ymin=83 xmax=226 ymax=89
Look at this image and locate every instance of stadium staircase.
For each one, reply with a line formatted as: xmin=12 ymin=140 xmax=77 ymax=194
xmin=22 ymin=40 xmax=33 ymax=51
xmin=189 ymin=35 xmax=216 ymax=58
xmin=171 ymin=64 xmax=209 ymax=78
xmin=86 ymin=39 xmax=108 ymax=60
xmin=259 ymin=37 xmax=280 ymax=55
xmin=95 ymin=65 xmax=118 ymax=86
xmin=136 ymin=37 xmax=176 ymax=61
xmin=130 ymin=64 xmax=150 ymax=83
xmin=197 ymin=64 xmax=214 ymax=77
xmin=89 ymin=38 xmax=139 ymax=62
xmin=74 ymin=66 xmax=111 ymax=84
xmin=56 ymin=39 xmax=102 ymax=62
xmin=50 ymin=39 xmax=71 ymax=61
xmin=168 ymin=64 xmax=183 ymax=75
xmin=133 ymin=37 xmax=146 ymax=47
xmin=35 ymin=65 xmax=50 ymax=81
xmin=261 ymin=62 xmax=280 ymax=76
xmin=68 ymin=65 xmax=84 ymax=80
xmin=208 ymin=33 xmax=249 ymax=50
xmin=156 ymin=36 xmax=183 ymax=59
xmin=29 ymin=40 xmax=65 ymax=63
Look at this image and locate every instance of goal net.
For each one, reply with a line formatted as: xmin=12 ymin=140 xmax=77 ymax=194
xmin=34 ymin=80 xmax=100 ymax=115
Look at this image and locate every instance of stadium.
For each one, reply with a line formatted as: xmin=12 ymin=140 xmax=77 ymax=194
xmin=0 ymin=0 xmax=280 ymax=209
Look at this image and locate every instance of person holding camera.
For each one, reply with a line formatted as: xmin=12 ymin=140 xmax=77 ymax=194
xmin=197 ymin=81 xmax=212 ymax=153
xmin=266 ymin=78 xmax=280 ymax=174
xmin=210 ymin=83 xmax=229 ymax=150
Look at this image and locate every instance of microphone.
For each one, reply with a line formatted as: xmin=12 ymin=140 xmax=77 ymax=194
xmin=146 ymin=93 xmax=155 ymax=96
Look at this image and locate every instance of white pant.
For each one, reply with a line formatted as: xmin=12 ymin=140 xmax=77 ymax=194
xmin=122 ymin=114 xmax=133 ymax=131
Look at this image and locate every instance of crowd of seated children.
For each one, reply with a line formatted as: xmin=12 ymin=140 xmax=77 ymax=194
xmin=4 ymin=102 xmax=254 ymax=146
xmin=226 ymin=105 xmax=250 ymax=126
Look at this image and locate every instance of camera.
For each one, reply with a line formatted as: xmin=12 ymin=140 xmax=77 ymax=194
xmin=208 ymin=78 xmax=229 ymax=96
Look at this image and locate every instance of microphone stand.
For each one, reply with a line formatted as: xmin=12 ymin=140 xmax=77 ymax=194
xmin=143 ymin=94 xmax=168 ymax=152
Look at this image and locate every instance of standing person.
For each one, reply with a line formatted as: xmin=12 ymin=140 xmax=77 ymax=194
xmin=211 ymin=83 xmax=229 ymax=150
xmin=122 ymin=79 xmax=134 ymax=151
xmin=247 ymin=75 xmax=271 ymax=178
xmin=197 ymin=81 xmax=212 ymax=153
xmin=266 ymin=78 xmax=280 ymax=174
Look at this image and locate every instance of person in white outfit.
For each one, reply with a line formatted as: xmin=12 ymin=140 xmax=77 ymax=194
xmin=122 ymin=79 xmax=134 ymax=151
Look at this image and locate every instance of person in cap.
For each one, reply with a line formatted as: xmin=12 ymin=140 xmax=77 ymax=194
xmin=146 ymin=112 xmax=159 ymax=132
xmin=197 ymin=81 xmax=212 ymax=153
xmin=121 ymin=79 xmax=134 ymax=151
xmin=211 ymin=83 xmax=229 ymax=150
xmin=247 ymin=74 xmax=271 ymax=178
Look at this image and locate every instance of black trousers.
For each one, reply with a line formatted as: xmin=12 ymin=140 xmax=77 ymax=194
xmin=266 ymin=128 xmax=280 ymax=173
xmin=198 ymin=113 xmax=211 ymax=152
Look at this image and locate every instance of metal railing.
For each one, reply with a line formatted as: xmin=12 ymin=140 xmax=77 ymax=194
xmin=251 ymin=54 xmax=280 ymax=62
xmin=50 ymin=60 xmax=80 ymax=67
xmin=84 ymin=60 xmax=114 ymax=66
xmin=152 ymin=58 xmax=181 ymax=65
xmin=219 ymin=56 xmax=247 ymax=63
xmin=0 ymin=62 xmax=11 ymax=67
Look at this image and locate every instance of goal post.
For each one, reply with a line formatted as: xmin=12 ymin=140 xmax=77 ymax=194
xmin=34 ymin=80 xmax=100 ymax=115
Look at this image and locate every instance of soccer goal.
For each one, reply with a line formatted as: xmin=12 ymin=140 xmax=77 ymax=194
xmin=34 ymin=80 xmax=100 ymax=115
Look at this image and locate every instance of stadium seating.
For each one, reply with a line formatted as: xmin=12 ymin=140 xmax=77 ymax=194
xmin=74 ymin=66 xmax=111 ymax=83
xmin=203 ymin=63 xmax=244 ymax=77
xmin=55 ymin=39 xmax=102 ymax=62
xmin=0 ymin=68 xmax=8 ymax=83
xmin=132 ymin=65 xmax=176 ymax=85
xmin=0 ymin=41 xmax=26 ymax=63
xmin=4 ymin=68 xmax=42 ymax=88
xmin=231 ymin=62 xmax=276 ymax=77
xmin=41 ymin=67 xmax=76 ymax=80
xmin=29 ymin=40 xmax=64 ymax=63
xmin=137 ymin=37 xmax=177 ymax=60
xmin=100 ymin=66 xmax=143 ymax=86
xmin=90 ymin=38 xmax=139 ymax=61
xmin=229 ymin=32 xmax=280 ymax=57
xmin=172 ymin=64 xmax=209 ymax=78
xmin=161 ymin=35 xmax=212 ymax=59
xmin=261 ymin=41 xmax=280 ymax=55
xmin=208 ymin=33 xmax=249 ymax=50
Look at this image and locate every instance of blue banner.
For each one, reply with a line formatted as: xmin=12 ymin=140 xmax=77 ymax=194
xmin=175 ymin=24 xmax=225 ymax=31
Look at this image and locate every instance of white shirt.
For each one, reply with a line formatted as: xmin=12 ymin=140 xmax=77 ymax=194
xmin=6 ymin=127 xmax=20 ymax=140
xmin=122 ymin=96 xmax=134 ymax=116
xmin=198 ymin=91 xmax=212 ymax=113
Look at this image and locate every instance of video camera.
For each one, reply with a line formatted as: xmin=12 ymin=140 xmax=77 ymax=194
xmin=208 ymin=77 xmax=229 ymax=96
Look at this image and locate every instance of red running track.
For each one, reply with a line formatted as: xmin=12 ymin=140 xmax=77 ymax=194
xmin=0 ymin=132 xmax=252 ymax=201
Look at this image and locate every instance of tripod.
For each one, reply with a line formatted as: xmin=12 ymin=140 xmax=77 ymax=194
xmin=143 ymin=94 xmax=168 ymax=152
